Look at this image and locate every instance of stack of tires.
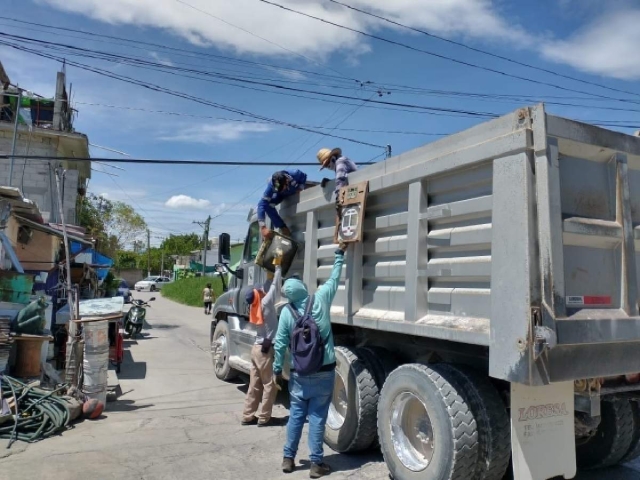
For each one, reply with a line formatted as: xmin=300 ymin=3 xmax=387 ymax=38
xmin=325 ymin=346 xmax=511 ymax=480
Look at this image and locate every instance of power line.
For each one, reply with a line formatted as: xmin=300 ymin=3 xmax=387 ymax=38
xmin=73 ymin=102 xmax=453 ymax=135
xmin=172 ymin=0 xmax=350 ymax=80
xmin=0 ymin=33 xmax=500 ymax=119
xmin=0 ymin=155 xmax=384 ymax=166
xmin=0 ymin=16 xmax=357 ymax=85
xmin=0 ymin=39 xmax=387 ymax=150
xmin=327 ymin=0 xmax=640 ymax=100
xmin=257 ymin=0 xmax=640 ymax=106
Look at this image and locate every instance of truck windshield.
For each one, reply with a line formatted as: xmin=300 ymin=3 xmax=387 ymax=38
xmin=244 ymin=222 xmax=261 ymax=262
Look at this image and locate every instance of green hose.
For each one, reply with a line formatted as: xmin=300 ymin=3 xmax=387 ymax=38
xmin=0 ymin=375 xmax=71 ymax=448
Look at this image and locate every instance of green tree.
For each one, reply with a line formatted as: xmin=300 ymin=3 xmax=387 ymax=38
xmin=107 ymin=201 xmax=147 ymax=250
xmin=78 ymin=194 xmax=147 ymax=256
xmin=160 ymin=233 xmax=201 ymax=255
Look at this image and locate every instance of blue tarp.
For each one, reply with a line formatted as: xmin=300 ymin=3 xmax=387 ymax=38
xmin=70 ymin=242 xmax=113 ymax=281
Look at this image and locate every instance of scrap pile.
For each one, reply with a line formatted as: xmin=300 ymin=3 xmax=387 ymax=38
xmin=0 ymin=317 xmax=11 ymax=373
xmin=0 ymin=376 xmax=75 ymax=447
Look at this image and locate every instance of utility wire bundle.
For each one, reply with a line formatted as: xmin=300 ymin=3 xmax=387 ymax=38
xmin=0 ymin=376 xmax=70 ymax=448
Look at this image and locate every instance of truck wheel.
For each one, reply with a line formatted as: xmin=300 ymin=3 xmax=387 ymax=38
xmin=576 ymin=398 xmax=634 ymax=469
xmin=378 ymin=364 xmax=479 ymax=480
xmin=621 ymin=400 xmax=640 ymax=463
xmin=358 ymin=346 xmax=399 ymax=389
xmin=438 ymin=364 xmax=510 ymax=480
xmin=211 ymin=321 xmax=238 ymax=381
xmin=324 ymin=346 xmax=379 ymax=452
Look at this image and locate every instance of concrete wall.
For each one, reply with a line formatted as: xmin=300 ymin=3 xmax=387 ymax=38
xmin=0 ymin=127 xmax=83 ymax=225
xmin=117 ymin=269 xmax=144 ymax=287
xmin=5 ymin=216 xmax=58 ymax=271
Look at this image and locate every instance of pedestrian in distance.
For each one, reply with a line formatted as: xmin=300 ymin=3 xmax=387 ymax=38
xmin=273 ymin=242 xmax=349 ymax=478
xmin=203 ymin=283 xmax=214 ymax=315
xmin=318 ymin=147 xmax=357 ymax=202
xmin=257 ymin=169 xmax=307 ymax=239
xmin=241 ymin=252 xmax=283 ymax=427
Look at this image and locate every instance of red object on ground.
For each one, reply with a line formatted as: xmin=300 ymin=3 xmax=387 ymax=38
xmin=83 ymin=399 xmax=104 ymax=419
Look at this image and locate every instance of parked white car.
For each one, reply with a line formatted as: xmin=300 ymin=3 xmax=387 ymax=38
xmin=134 ymin=276 xmax=171 ymax=292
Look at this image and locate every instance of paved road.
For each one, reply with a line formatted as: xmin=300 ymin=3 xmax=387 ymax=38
xmin=1 ymin=292 xmax=639 ymax=479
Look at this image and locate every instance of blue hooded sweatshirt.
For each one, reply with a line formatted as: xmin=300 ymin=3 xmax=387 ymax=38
xmin=257 ymin=169 xmax=307 ymax=229
xmin=273 ymin=252 xmax=344 ymax=373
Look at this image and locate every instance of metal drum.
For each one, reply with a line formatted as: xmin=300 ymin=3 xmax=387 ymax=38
xmin=82 ymin=321 xmax=109 ymax=405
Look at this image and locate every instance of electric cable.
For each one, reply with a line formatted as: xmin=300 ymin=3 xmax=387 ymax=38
xmin=327 ymin=0 xmax=640 ymax=100
xmin=257 ymin=0 xmax=640 ymax=105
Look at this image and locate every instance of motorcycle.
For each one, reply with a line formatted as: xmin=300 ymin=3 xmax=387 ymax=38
xmin=124 ymin=297 xmax=155 ymax=338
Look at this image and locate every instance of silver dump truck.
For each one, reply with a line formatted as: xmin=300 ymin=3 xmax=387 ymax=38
xmin=210 ymin=104 xmax=640 ymax=480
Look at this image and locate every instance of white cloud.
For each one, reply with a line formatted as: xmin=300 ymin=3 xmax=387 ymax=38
xmin=165 ymin=194 xmax=211 ymax=209
xmin=541 ymin=9 xmax=640 ymax=80
xmin=149 ymin=51 xmax=175 ymax=66
xmin=37 ymin=0 xmax=527 ymax=58
xmin=159 ymin=121 xmax=273 ymax=143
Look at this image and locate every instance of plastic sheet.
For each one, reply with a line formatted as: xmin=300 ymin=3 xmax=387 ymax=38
xmin=82 ymin=321 xmax=109 ymax=405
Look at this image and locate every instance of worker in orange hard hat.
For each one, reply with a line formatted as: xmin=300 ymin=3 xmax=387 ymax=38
xmin=318 ymin=147 xmax=357 ymax=199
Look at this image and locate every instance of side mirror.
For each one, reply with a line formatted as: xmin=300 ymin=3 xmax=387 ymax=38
xmin=149 ymin=297 xmax=156 ymax=301
xmin=219 ymin=233 xmax=231 ymax=264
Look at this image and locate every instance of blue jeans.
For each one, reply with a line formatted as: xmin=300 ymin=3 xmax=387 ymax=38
xmin=284 ymin=370 xmax=335 ymax=464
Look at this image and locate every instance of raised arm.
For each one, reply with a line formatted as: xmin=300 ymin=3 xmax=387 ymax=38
xmin=315 ymin=248 xmax=346 ymax=305
xmin=262 ymin=266 xmax=282 ymax=307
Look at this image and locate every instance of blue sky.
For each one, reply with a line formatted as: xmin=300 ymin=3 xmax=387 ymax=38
xmin=2 ymin=0 xmax=640 ymax=245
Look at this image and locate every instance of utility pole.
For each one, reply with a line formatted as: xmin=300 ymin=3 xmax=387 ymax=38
xmin=146 ymin=229 xmax=151 ymax=277
xmin=9 ymin=87 xmax=22 ymax=187
xmin=193 ymin=215 xmax=211 ymax=276
xmin=161 ymin=250 xmax=165 ymax=277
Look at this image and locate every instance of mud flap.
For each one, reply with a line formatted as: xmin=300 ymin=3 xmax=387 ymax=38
xmin=511 ymin=381 xmax=576 ymax=480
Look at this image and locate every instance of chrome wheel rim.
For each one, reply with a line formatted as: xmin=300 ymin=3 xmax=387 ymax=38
xmin=327 ymin=371 xmax=348 ymax=430
xmin=390 ymin=391 xmax=435 ymax=472
xmin=212 ymin=334 xmax=228 ymax=373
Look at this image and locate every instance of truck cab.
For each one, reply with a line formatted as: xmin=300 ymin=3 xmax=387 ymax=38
xmin=210 ymin=212 xmax=301 ymax=380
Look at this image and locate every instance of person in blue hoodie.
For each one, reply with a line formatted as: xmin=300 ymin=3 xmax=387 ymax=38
xmin=273 ymin=243 xmax=348 ymax=478
xmin=257 ymin=169 xmax=307 ymax=239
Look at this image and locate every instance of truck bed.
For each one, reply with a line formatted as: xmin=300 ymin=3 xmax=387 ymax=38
xmin=274 ymin=105 xmax=640 ymax=386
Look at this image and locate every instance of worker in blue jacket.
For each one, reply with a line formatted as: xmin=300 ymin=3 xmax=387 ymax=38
xmin=257 ymin=169 xmax=307 ymax=239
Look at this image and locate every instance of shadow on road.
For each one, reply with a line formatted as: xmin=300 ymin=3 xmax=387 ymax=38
xmin=118 ymin=350 xmax=147 ymax=380
xmin=106 ymin=399 xmax=154 ymax=412
xmin=298 ymin=452 xmax=383 ymax=473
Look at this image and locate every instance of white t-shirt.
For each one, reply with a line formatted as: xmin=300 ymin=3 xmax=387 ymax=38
xmin=203 ymin=288 xmax=212 ymax=302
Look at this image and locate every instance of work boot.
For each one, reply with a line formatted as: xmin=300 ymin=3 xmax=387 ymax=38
xmin=309 ymin=463 xmax=331 ymax=478
xmin=282 ymin=457 xmax=295 ymax=474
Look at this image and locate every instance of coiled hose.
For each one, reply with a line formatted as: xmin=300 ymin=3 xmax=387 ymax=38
xmin=0 ymin=375 xmax=70 ymax=448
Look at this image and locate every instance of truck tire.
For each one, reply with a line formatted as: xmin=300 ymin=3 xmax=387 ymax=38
xmin=358 ymin=346 xmax=399 ymax=389
xmin=356 ymin=347 xmax=399 ymax=448
xmin=621 ymin=400 xmax=640 ymax=463
xmin=378 ymin=363 xmax=479 ymax=480
xmin=324 ymin=346 xmax=379 ymax=452
xmin=437 ymin=364 xmax=510 ymax=480
xmin=576 ymin=398 xmax=634 ymax=469
xmin=211 ymin=320 xmax=238 ymax=381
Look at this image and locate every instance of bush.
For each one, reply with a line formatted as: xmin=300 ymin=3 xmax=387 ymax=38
xmin=161 ymin=276 xmax=223 ymax=307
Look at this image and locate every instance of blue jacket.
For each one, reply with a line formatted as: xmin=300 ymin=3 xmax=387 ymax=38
xmin=273 ymin=252 xmax=344 ymax=373
xmin=257 ymin=169 xmax=307 ymax=229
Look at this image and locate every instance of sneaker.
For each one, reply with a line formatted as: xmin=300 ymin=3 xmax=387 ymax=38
xmin=309 ymin=463 xmax=331 ymax=478
xmin=241 ymin=417 xmax=258 ymax=426
xmin=282 ymin=457 xmax=295 ymax=474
